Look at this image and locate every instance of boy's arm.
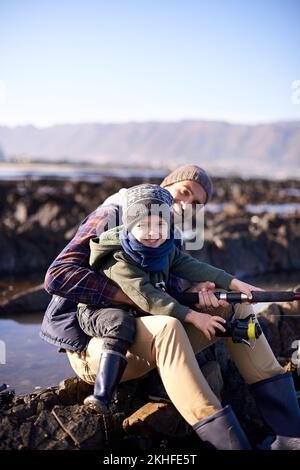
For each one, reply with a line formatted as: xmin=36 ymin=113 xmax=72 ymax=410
xmin=108 ymin=252 xmax=190 ymax=321
xmin=44 ymin=206 xmax=120 ymax=305
xmin=169 ymin=247 xmax=234 ymax=289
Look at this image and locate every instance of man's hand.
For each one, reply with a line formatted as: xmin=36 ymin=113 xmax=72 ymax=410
xmin=229 ymin=279 xmax=264 ymax=300
xmin=186 ymin=281 xmax=229 ymax=309
xmin=112 ymin=288 xmax=136 ymax=306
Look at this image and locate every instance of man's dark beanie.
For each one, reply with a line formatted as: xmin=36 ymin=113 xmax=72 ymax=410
xmin=122 ymin=184 xmax=173 ymax=230
xmin=161 ymin=165 xmax=213 ymax=203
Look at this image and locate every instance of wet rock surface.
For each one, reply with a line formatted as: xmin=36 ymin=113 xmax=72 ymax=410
xmin=0 ymin=176 xmax=299 ymax=279
xmin=1 ymin=177 xmax=300 ymax=313
xmin=194 ymin=208 xmax=300 ymax=278
xmin=1 ymin=176 xmax=300 ymax=450
xmin=1 ymin=292 xmax=299 ymax=451
xmin=0 ymin=177 xmax=150 ymax=278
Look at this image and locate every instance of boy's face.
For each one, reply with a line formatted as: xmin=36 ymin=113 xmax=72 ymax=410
xmin=131 ymin=214 xmax=169 ymax=248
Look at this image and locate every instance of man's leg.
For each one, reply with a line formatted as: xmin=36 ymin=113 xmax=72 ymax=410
xmin=69 ymin=314 xmax=221 ymax=424
xmin=68 ymin=314 xmax=251 ymax=449
xmin=224 ymin=303 xmax=285 ymax=383
xmin=226 ymin=304 xmax=300 ymax=449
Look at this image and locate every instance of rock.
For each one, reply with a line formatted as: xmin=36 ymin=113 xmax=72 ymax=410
xmin=0 ymin=388 xmax=15 ymax=408
xmin=123 ymin=401 xmax=191 ymax=439
xmin=1 ymin=178 xmax=300 ymax=278
xmin=0 ymin=416 xmax=24 ymax=450
xmin=11 ymin=402 xmax=37 ymax=421
xmin=19 ymin=421 xmax=33 ymax=448
xmin=51 ymin=404 xmax=123 ymax=449
xmin=279 ymin=320 xmax=299 ymax=360
xmin=256 ymin=295 xmax=300 ymax=363
xmin=111 ymin=379 xmax=148 ymax=418
xmin=30 ymin=410 xmax=72 ymax=450
xmin=57 ymin=376 xmax=93 ymax=405
xmin=35 ymin=389 xmax=61 ymax=409
xmin=0 ymin=284 xmax=51 ymax=314
xmin=280 ymin=285 xmax=300 ymax=317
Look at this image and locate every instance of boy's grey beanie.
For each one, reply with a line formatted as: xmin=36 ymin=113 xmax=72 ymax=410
xmin=122 ymin=184 xmax=173 ymax=229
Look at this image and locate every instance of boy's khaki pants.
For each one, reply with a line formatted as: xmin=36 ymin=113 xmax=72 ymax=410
xmin=67 ymin=303 xmax=284 ymax=426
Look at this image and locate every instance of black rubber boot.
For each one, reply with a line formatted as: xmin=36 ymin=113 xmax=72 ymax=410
xmin=249 ymin=372 xmax=300 ymax=450
xmin=193 ymin=405 xmax=252 ymax=450
xmin=84 ymin=352 xmax=127 ymax=413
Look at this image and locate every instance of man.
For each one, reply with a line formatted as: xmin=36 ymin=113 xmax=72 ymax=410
xmin=41 ymin=165 xmax=300 ymax=449
xmin=43 ymin=165 xmax=253 ymax=333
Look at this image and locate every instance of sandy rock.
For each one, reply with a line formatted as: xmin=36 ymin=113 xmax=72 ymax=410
xmin=123 ymin=401 xmax=191 ymax=439
xmin=51 ymin=404 xmax=118 ymax=449
xmin=57 ymin=376 xmax=93 ymax=406
xmin=0 ymin=284 xmax=50 ymax=314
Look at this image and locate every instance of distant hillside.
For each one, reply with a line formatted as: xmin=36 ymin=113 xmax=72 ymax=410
xmin=0 ymin=120 xmax=299 ymax=177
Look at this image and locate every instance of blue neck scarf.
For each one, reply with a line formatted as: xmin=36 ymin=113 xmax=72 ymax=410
xmin=120 ymin=229 xmax=174 ymax=273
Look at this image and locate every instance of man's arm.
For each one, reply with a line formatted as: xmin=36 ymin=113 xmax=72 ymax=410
xmin=44 ymin=206 xmax=122 ymax=305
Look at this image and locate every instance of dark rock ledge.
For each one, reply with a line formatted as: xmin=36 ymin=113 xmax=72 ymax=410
xmin=1 ymin=292 xmax=300 ymax=451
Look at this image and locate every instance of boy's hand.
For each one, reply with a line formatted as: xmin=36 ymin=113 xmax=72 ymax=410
xmin=186 ymin=281 xmax=229 ymax=309
xmin=229 ymin=279 xmax=264 ymax=300
xmin=185 ymin=309 xmax=226 ymax=340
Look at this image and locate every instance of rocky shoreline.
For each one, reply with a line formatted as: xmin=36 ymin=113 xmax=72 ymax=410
xmin=1 ymin=176 xmax=300 ymax=278
xmin=1 ymin=295 xmax=299 ymax=451
xmin=1 ymin=176 xmax=299 ymax=312
xmin=1 ymin=176 xmax=300 ymax=450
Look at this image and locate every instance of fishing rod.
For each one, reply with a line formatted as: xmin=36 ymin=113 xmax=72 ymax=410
xmin=215 ymin=291 xmax=300 ymax=303
xmin=172 ymin=290 xmax=300 ymax=345
xmin=174 ymin=290 xmax=300 ymax=306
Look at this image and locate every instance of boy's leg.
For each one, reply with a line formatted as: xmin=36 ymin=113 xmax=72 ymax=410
xmin=77 ymin=306 xmax=136 ymax=411
xmin=69 ymin=315 xmax=222 ymax=425
xmin=77 ymin=306 xmax=136 ymax=356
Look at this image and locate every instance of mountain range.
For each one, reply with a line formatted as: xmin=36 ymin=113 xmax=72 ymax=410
xmin=0 ymin=120 xmax=299 ymax=177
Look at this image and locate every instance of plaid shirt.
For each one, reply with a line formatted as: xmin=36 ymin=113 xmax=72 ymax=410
xmin=44 ymin=205 xmax=120 ymax=306
xmin=45 ymin=204 xmax=183 ymax=306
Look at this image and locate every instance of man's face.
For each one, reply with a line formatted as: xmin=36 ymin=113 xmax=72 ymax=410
xmin=165 ymin=180 xmax=207 ymax=218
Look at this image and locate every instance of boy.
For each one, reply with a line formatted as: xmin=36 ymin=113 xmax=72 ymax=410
xmin=79 ymin=184 xmax=250 ymax=412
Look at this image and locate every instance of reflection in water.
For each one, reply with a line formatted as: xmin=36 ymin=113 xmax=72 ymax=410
xmin=0 ymin=316 xmax=74 ymax=394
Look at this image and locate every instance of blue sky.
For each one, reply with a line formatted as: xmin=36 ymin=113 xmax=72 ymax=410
xmin=0 ymin=0 xmax=299 ymax=126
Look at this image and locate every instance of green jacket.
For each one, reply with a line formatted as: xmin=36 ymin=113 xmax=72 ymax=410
xmin=88 ymin=226 xmax=234 ymax=321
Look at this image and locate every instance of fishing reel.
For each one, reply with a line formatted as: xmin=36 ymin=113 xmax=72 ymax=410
xmin=216 ymin=314 xmax=262 ymax=346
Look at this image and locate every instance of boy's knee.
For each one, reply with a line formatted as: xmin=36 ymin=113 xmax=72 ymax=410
xmin=109 ymin=309 xmax=136 ymax=342
xmin=160 ymin=316 xmax=185 ymax=335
